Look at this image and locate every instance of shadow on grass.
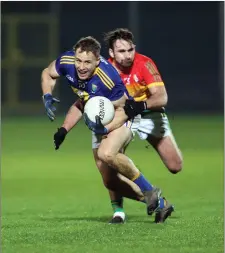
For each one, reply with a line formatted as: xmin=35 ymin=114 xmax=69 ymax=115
xmin=2 ymin=215 xmax=179 ymax=230
xmin=38 ymin=214 xmax=179 ymax=224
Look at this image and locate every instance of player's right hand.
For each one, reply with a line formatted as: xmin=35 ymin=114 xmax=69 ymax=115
xmin=54 ymin=127 xmax=68 ymax=150
xmin=124 ymin=99 xmax=147 ymax=119
xmin=42 ymin=93 xmax=60 ymax=121
xmin=83 ymin=113 xmax=108 ymax=135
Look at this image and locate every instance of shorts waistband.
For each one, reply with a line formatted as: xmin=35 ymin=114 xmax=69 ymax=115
xmin=142 ymin=107 xmax=165 ymax=115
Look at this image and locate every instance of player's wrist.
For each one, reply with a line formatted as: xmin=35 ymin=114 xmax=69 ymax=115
xmin=134 ymin=101 xmax=147 ymax=113
xmin=42 ymin=93 xmax=53 ymax=104
xmin=62 ymin=124 xmax=71 ymax=133
xmin=103 ymin=127 xmax=108 ymax=134
xmin=43 ymin=93 xmax=52 ymax=99
xmin=58 ymin=127 xmax=68 ymax=135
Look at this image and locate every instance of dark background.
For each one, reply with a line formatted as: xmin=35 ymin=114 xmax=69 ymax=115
xmin=1 ymin=1 xmax=224 ymax=115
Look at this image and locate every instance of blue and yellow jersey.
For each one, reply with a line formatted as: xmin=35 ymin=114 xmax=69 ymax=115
xmin=55 ymin=50 xmax=128 ymax=102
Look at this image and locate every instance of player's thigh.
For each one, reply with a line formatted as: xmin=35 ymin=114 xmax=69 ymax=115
xmin=98 ymin=125 xmax=133 ymax=159
xmin=147 ymin=133 xmax=183 ymax=173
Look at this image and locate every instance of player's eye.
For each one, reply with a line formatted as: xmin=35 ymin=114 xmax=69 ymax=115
xmin=128 ymin=48 xmax=134 ymax=52
xmin=118 ymin=50 xmax=126 ymax=53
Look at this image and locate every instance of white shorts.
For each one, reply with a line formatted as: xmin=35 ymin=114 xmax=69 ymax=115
xmin=137 ymin=111 xmax=171 ymax=140
xmin=92 ymin=114 xmax=141 ymax=149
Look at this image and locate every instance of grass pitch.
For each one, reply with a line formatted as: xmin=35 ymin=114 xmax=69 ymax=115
xmin=2 ymin=115 xmax=224 ymax=253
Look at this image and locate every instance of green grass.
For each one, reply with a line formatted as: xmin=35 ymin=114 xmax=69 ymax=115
xmin=2 ymin=115 xmax=224 ymax=253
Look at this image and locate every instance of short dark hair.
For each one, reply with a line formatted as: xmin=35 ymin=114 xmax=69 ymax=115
xmin=73 ymin=36 xmax=101 ymax=58
xmin=103 ymin=28 xmax=134 ymax=49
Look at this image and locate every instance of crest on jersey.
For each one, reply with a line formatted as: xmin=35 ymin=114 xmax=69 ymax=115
xmin=92 ymin=84 xmax=97 ymax=93
xmin=124 ymin=74 xmax=131 ymax=85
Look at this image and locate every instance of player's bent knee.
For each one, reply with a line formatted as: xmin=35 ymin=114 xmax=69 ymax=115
xmin=97 ymin=149 xmax=115 ymax=165
xmin=167 ymin=156 xmax=183 ymax=174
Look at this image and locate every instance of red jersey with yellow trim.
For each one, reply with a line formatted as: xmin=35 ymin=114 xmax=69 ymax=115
xmin=108 ymin=53 xmax=164 ymax=102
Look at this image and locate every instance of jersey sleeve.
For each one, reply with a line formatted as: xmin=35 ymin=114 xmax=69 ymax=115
xmin=55 ymin=55 xmax=64 ymax=76
xmin=141 ymin=59 xmax=164 ymax=88
xmin=55 ymin=51 xmax=75 ymax=76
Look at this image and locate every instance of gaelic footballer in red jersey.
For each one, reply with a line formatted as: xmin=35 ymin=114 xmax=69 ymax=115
xmin=102 ymin=28 xmax=183 ymax=223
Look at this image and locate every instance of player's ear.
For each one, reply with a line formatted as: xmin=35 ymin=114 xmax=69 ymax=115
xmin=109 ymin=48 xmax=114 ymax=59
xmin=96 ymin=57 xmax=100 ymax=65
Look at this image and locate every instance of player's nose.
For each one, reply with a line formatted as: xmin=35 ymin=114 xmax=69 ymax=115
xmin=125 ymin=52 xmax=132 ymax=59
xmin=79 ymin=62 xmax=85 ymax=70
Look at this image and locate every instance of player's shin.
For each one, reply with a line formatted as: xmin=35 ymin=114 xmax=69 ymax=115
xmin=116 ymin=173 xmax=144 ymax=201
xmin=113 ymin=153 xmax=154 ymax=193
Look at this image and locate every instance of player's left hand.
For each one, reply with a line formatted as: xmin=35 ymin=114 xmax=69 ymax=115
xmin=124 ymin=99 xmax=147 ymax=119
xmin=42 ymin=93 xmax=60 ymax=121
xmin=83 ymin=113 xmax=108 ymax=135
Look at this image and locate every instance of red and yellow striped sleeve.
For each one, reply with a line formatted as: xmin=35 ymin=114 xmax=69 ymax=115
xmin=141 ymin=59 xmax=164 ymax=88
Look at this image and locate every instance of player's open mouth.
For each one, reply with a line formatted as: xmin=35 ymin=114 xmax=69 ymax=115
xmin=78 ymin=70 xmax=88 ymax=77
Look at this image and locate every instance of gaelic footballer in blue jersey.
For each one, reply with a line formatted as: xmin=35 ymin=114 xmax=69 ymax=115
xmin=41 ymin=36 xmax=162 ymax=222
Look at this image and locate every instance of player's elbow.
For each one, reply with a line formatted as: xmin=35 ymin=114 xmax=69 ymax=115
xmin=41 ymin=68 xmax=51 ymax=82
xmin=41 ymin=68 xmax=49 ymax=76
xmin=161 ymin=93 xmax=168 ymax=107
xmin=168 ymin=156 xmax=183 ymax=174
xmin=155 ymin=91 xmax=168 ymax=108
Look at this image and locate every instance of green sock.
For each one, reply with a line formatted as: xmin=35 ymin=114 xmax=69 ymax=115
xmin=111 ymin=198 xmax=124 ymax=213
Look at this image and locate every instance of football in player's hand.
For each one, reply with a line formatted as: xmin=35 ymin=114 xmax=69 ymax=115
xmin=84 ymin=96 xmax=115 ymax=126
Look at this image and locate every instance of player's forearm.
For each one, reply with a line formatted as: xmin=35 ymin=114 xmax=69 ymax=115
xmin=41 ymin=68 xmax=57 ymax=95
xmin=62 ymin=102 xmax=82 ymax=132
xmin=105 ymin=107 xmax=128 ymax=132
xmin=146 ymin=92 xmax=168 ymax=109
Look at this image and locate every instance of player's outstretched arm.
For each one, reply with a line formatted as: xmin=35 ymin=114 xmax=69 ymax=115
xmin=54 ymin=101 xmax=83 ymax=150
xmin=62 ymin=100 xmax=83 ymax=132
xmin=41 ymin=60 xmax=60 ymax=94
xmin=41 ymin=60 xmax=61 ymax=121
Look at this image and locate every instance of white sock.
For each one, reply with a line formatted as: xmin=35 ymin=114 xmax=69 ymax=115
xmin=113 ymin=211 xmax=125 ymax=221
